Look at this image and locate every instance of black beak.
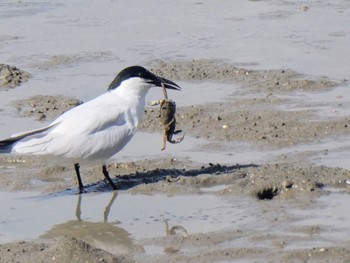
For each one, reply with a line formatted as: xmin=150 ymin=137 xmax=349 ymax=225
xmin=158 ymin=76 xmax=181 ymax=91
xmin=149 ymin=73 xmax=181 ymax=91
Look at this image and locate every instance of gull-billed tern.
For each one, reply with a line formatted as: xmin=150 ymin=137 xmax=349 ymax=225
xmin=0 ymin=66 xmax=181 ymax=193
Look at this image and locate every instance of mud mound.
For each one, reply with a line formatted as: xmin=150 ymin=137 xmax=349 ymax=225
xmin=0 ymin=64 xmax=30 ymax=88
xmin=12 ymin=95 xmax=83 ymax=121
xmin=0 ymin=236 xmax=131 ymax=263
xmin=149 ymin=59 xmax=339 ymax=92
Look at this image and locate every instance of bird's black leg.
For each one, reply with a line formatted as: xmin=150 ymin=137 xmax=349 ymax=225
xmin=74 ymin=163 xmax=85 ymax=194
xmin=102 ymin=164 xmax=117 ymax=190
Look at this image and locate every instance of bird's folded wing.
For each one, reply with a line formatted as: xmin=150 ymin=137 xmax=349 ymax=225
xmin=11 ymin=123 xmax=59 ymax=139
xmin=0 ymin=123 xmax=58 ymax=148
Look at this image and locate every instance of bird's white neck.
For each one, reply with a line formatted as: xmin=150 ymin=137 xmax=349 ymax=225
xmin=110 ymin=78 xmax=151 ymax=126
xmin=115 ymin=78 xmax=151 ymax=100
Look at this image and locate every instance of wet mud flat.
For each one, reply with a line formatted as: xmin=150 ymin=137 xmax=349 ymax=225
xmin=1 ymin=59 xmax=350 ymax=262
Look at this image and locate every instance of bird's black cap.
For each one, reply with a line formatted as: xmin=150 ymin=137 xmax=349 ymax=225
xmin=108 ymin=66 xmax=181 ymax=91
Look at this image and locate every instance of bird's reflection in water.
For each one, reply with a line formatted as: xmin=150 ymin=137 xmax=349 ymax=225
xmin=41 ymin=191 xmax=144 ymax=255
xmin=163 ymin=219 xmax=189 ymax=254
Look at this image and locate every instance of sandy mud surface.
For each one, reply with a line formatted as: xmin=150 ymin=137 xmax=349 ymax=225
xmin=1 ymin=59 xmax=350 ymax=262
xmin=1 ymin=0 xmax=350 ymax=262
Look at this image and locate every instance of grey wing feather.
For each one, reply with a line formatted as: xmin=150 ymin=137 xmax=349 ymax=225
xmin=0 ymin=123 xmax=58 ymax=149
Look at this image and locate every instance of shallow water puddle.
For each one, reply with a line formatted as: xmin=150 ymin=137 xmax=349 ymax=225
xmin=290 ymin=189 xmax=350 ymax=248
xmin=0 ymin=191 xmax=250 ymax=244
xmin=275 ymin=84 xmax=350 ymax=118
xmin=269 ymin=190 xmax=350 ymax=253
xmin=311 ymin=144 xmax=350 ymax=170
xmin=1 ymin=189 xmax=350 ymax=255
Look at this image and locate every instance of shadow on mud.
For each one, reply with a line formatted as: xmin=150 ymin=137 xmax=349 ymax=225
xmin=83 ymin=163 xmax=259 ymax=193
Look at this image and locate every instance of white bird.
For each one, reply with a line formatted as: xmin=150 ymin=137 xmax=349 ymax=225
xmin=0 ymin=66 xmax=181 ymax=193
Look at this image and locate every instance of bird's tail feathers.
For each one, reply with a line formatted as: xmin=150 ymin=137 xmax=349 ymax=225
xmin=0 ymin=123 xmax=57 ymax=152
xmin=0 ymin=137 xmax=21 ymax=152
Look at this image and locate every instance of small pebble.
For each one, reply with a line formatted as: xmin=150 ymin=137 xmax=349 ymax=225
xmin=301 ymin=4 xmax=309 ymax=12
xmin=282 ymin=179 xmax=294 ymax=189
